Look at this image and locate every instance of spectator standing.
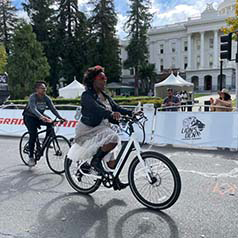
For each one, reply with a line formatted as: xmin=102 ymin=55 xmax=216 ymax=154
xmin=210 ymin=88 xmax=232 ymax=112
xmin=162 ymin=88 xmax=181 ymax=111
xmin=148 ymin=89 xmax=154 ymax=96
xmin=181 ymin=90 xmax=188 ymax=111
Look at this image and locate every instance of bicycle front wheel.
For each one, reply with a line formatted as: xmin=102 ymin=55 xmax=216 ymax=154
xmin=19 ymin=132 xmax=30 ymax=166
xmin=128 ymin=151 xmax=181 ymax=210
xmin=46 ymin=135 xmax=71 ymax=174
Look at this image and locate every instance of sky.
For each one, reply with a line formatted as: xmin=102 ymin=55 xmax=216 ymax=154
xmin=13 ymin=0 xmax=225 ymax=39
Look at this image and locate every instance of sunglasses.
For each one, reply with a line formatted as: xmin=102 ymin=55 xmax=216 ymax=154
xmin=95 ymin=74 xmax=107 ymax=81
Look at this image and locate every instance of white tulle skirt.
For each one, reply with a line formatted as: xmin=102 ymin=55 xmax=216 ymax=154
xmin=67 ymin=120 xmax=120 ymax=163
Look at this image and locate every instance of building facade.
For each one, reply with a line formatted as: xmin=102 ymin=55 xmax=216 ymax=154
xmin=120 ymin=0 xmax=237 ymax=92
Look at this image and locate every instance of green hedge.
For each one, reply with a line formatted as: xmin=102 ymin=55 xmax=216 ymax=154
xmin=8 ymin=96 xmax=163 ymax=108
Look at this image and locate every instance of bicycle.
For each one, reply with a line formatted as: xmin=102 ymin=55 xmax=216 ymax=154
xmin=64 ymin=113 xmax=181 ymax=210
xmin=19 ymin=119 xmax=71 ymax=174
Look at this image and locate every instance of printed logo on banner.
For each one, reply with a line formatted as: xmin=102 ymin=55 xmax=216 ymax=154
xmin=181 ymin=116 xmax=205 ymax=140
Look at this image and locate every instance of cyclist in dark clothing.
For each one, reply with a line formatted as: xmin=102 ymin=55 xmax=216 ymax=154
xmin=23 ymin=81 xmax=66 ymax=167
xmin=69 ymin=65 xmax=135 ymax=190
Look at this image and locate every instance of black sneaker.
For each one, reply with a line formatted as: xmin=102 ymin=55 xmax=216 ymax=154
xmin=91 ymin=158 xmax=106 ymax=175
xmin=113 ymin=177 xmax=129 ymax=191
xmin=80 ymin=162 xmax=91 ymax=173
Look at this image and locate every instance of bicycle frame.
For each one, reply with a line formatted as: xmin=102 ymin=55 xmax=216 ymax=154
xmin=79 ymin=129 xmax=152 ymax=183
xmin=35 ymin=128 xmax=56 ymax=157
xmin=113 ymin=132 xmax=152 ymax=183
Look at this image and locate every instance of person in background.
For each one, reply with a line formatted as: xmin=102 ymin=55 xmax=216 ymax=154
xmin=181 ymin=90 xmax=188 ymax=112
xmin=176 ymin=91 xmax=182 ymax=102
xmin=162 ymin=88 xmax=181 ymax=111
xmin=210 ymin=88 xmax=232 ymax=112
xmin=148 ymin=89 xmax=154 ymax=96
xmin=23 ymin=81 xmax=66 ymax=167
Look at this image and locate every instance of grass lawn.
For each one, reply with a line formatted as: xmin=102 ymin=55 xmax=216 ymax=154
xmin=193 ymin=94 xmax=209 ymax=98
xmin=232 ymin=99 xmax=236 ymax=108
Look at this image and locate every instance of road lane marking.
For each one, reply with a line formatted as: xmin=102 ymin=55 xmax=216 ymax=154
xmin=179 ymin=168 xmax=238 ymax=178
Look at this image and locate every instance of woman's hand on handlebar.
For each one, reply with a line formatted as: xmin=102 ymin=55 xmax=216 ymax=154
xmin=112 ymin=112 xmax=121 ymax=121
xmin=40 ymin=116 xmax=53 ymax=123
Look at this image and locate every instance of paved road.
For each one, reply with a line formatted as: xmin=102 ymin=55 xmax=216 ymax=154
xmin=0 ymin=137 xmax=238 ymax=238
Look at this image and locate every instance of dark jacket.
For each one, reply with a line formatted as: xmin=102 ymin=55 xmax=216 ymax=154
xmin=80 ymin=89 xmax=132 ymax=127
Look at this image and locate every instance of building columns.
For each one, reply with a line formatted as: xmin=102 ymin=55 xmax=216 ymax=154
xmin=213 ymin=30 xmax=219 ymax=68
xmin=187 ymin=34 xmax=192 ymax=69
xmin=200 ymin=31 xmax=205 ymax=69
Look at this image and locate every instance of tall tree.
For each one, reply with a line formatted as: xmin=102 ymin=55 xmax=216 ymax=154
xmin=56 ymin=0 xmax=90 ymax=83
xmin=124 ymin=0 xmax=153 ymax=95
xmin=7 ymin=23 xmax=50 ymax=99
xmin=0 ymin=0 xmax=18 ymax=54
xmin=88 ymin=0 xmax=121 ymax=83
xmin=0 ymin=43 xmax=7 ymax=73
xmin=23 ymin=0 xmax=60 ymax=96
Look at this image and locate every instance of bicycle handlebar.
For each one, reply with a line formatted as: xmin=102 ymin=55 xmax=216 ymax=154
xmin=119 ymin=112 xmax=147 ymax=145
xmin=50 ymin=118 xmax=66 ymax=126
xmin=120 ymin=111 xmax=147 ymax=124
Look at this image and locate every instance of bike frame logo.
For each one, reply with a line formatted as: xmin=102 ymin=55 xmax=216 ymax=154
xmin=181 ymin=116 xmax=205 ymax=140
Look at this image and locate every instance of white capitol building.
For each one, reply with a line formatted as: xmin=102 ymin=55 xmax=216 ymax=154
xmin=120 ymin=0 xmax=237 ymax=92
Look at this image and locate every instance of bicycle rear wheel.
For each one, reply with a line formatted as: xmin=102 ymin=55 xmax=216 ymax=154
xmin=128 ymin=151 xmax=181 ymax=210
xmin=64 ymin=157 xmax=101 ymax=194
xmin=46 ymin=135 xmax=71 ymax=174
xmin=19 ymin=132 xmax=30 ymax=165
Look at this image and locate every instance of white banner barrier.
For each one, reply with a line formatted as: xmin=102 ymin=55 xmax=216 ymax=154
xmin=153 ymin=111 xmax=238 ymax=149
xmin=0 ymin=109 xmax=78 ymax=138
xmin=2 ymin=106 xmax=238 ymax=149
xmin=0 ymin=106 xmax=153 ymax=143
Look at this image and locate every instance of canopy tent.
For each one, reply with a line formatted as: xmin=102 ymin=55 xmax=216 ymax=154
xmin=154 ymin=73 xmax=194 ymax=98
xmin=59 ymin=79 xmax=85 ymax=98
xmin=176 ymin=73 xmax=194 ymax=88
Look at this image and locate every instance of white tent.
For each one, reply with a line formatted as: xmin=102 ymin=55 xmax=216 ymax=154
xmin=59 ymin=79 xmax=85 ymax=98
xmin=154 ymin=73 xmax=194 ymax=98
xmin=176 ymin=73 xmax=194 ymax=88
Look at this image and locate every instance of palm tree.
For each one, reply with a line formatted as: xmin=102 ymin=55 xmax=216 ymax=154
xmin=139 ymin=63 xmax=157 ymax=95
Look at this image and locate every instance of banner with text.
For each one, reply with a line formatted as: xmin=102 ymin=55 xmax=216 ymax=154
xmin=0 ymin=107 xmax=152 ymax=143
xmin=0 ymin=109 xmax=78 ymax=138
xmin=153 ymin=111 xmax=238 ymax=148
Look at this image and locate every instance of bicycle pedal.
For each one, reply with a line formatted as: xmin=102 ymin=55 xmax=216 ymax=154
xmin=55 ymin=151 xmax=62 ymax=156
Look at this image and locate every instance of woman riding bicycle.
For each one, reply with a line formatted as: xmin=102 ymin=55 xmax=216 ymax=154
xmin=23 ymin=81 xmax=66 ymax=167
xmin=68 ymin=65 xmax=134 ymax=189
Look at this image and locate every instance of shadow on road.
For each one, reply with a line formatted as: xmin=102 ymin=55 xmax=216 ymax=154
xmin=29 ymin=192 xmax=179 ymax=238
xmin=0 ymin=165 xmax=64 ymax=202
xmin=114 ymin=208 xmax=179 ymax=238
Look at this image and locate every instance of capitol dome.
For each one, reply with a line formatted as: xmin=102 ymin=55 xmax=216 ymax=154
xmin=217 ymin=0 xmax=236 ymax=15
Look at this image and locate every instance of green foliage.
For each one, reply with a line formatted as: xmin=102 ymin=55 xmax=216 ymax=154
xmin=139 ymin=63 xmax=157 ymax=94
xmin=193 ymin=94 xmax=208 ymax=98
xmin=9 ymin=96 xmax=162 ymax=108
xmin=23 ymin=0 xmax=61 ymax=96
xmin=0 ymin=0 xmax=19 ymax=54
xmin=0 ymin=44 xmax=7 ymax=73
xmin=7 ymin=23 xmax=50 ymax=99
xmin=57 ymin=0 xmax=90 ymax=83
xmin=88 ymin=0 xmax=121 ymax=83
xmin=124 ymin=0 xmax=153 ymax=95
xmin=221 ymin=0 xmax=238 ymax=34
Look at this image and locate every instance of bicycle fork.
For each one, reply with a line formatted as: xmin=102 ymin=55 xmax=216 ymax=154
xmin=133 ymin=140 xmax=153 ymax=184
